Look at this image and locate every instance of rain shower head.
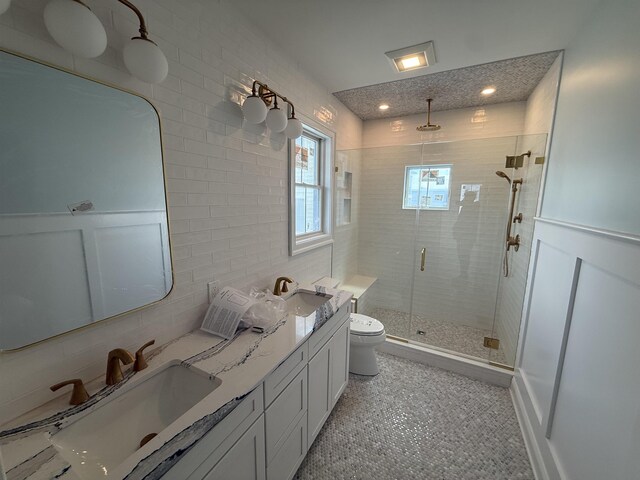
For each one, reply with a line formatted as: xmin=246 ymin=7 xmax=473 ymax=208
xmin=416 ymin=98 xmax=441 ymax=131
xmin=495 ymin=170 xmax=511 ymax=183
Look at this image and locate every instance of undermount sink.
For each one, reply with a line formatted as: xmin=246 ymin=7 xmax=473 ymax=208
xmin=285 ymin=291 xmax=332 ymax=316
xmin=49 ymin=361 xmax=221 ymax=478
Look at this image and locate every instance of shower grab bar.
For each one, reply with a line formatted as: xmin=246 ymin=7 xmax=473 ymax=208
xmin=420 ymin=247 xmax=426 ymax=271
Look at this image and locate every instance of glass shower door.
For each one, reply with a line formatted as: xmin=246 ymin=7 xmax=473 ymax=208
xmin=408 ymin=137 xmax=518 ymax=361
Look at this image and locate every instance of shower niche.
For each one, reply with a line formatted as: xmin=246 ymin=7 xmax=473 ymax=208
xmin=335 ymin=164 xmax=353 ymax=226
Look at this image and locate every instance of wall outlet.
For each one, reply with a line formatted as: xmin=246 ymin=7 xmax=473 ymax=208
xmin=208 ymin=281 xmax=221 ymax=303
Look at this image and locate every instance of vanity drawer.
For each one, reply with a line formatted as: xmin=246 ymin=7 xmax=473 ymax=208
xmin=265 ymin=366 xmax=307 ymax=465
xmin=264 ymin=341 xmax=308 ymax=407
xmin=167 ymin=384 xmax=264 ymax=480
xmin=266 ymin=412 xmax=307 ymax=480
xmin=308 ymin=301 xmax=351 ymax=358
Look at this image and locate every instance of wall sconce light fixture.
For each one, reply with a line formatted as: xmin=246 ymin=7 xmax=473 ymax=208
xmin=38 ymin=0 xmax=167 ymax=83
xmin=242 ymin=80 xmax=303 ymax=139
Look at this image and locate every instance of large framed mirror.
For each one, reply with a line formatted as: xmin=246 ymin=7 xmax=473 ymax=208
xmin=0 ymin=50 xmax=173 ymax=351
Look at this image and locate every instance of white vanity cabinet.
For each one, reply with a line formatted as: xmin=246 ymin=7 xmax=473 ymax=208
xmin=308 ymin=317 xmax=350 ymax=446
xmin=168 ymin=302 xmax=351 ymax=480
xmin=201 ymin=416 xmax=266 ymax=480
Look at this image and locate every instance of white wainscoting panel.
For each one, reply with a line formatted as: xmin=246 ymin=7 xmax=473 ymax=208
xmin=0 ymin=229 xmax=92 ymax=349
xmin=0 ymin=211 xmax=171 ymax=349
xmin=518 ymin=241 xmax=576 ymax=425
xmin=513 ymin=218 xmax=640 ymax=480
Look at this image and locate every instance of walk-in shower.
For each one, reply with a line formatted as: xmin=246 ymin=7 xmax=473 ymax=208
xmin=333 ymin=134 xmax=547 ymax=368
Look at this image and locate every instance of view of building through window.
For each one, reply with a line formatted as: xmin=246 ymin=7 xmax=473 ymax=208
xmin=403 ymin=165 xmax=452 ymax=210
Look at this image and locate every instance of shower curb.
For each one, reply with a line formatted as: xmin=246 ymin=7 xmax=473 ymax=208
xmin=378 ymin=338 xmax=513 ymax=387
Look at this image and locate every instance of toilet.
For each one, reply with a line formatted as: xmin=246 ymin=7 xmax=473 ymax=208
xmin=349 ymin=313 xmax=386 ymax=376
xmin=312 ymin=276 xmax=386 ymax=375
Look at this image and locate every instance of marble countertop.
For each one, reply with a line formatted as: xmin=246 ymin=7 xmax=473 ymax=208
xmin=0 ymin=286 xmax=352 ymax=480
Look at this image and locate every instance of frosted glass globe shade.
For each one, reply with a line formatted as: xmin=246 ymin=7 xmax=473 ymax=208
xmin=284 ymin=117 xmax=303 ymax=139
xmin=242 ymin=95 xmax=268 ymax=124
xmin=266 ymin=107 xmax=288 ymax=133
xmin=123 ymin=38 xmax=168 ymax=84
xmin=0 ymin=0 xmax=11 ymax=15
xmin=44 ymin=0 xmax=107 ymax=58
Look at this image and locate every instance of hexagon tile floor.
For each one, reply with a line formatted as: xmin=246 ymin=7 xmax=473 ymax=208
xmin=294 ymin=353 xmax=533 ymax=480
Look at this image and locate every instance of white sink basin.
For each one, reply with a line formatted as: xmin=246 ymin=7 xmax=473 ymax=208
xmin=285 ymin=291 xmax=332 ymax=316
xmin=50 ymin=361 xmax=221 ymax=478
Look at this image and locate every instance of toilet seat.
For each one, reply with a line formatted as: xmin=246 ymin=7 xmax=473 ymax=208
xmin=350 ymin=313 xmax=384 ymax=336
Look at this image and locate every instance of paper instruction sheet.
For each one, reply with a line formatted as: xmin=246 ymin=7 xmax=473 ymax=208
xmin=201 ymin=287 xmax=256 ymax=339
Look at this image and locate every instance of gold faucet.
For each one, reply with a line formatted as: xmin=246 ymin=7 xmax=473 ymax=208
xmin=273 ymin=276 xmax=294 ymax=296
xmin=106 ymin=348 xmax=134 ymax=385
xmin=50 ymin=378 xmax=90 ymax=405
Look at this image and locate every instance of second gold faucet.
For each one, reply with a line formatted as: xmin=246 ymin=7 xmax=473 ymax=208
xmin=273 ymin=276 xmax=294 ymax=296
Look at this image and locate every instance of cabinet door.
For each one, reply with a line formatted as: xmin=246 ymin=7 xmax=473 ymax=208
xmin=307 ymin=339 xmax=331 ymax=446
xmin=265 ymin=366 xmax=307 ymax=464
xmin=203 ymin=415 xmax=266 ymax=480
xmin=267 ymin=413 xmax=307 ymax=480
xmin=330 ymin=319 xmax=350 ymax=406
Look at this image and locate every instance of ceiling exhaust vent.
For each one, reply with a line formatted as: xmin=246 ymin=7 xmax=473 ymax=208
xmin=385 ymin=41 xmax=436 ymax=73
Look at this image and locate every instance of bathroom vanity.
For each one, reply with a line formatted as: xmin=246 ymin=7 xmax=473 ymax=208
xmin=0 ymin=287 xmax=352 ymax=480
xmin=167 ymin=293 xmax=351 ymax=480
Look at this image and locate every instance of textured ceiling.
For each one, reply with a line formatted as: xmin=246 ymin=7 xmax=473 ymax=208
xmin=333 ymin=51 xmax=561 ymax=121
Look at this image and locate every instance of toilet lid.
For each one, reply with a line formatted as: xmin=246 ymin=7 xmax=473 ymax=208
xmin=350 ymin=314 xmax=384 ymax=336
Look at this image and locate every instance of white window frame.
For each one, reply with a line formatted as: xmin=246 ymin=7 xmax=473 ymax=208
xmin=288 ymin=117 xmax=334 ymax=256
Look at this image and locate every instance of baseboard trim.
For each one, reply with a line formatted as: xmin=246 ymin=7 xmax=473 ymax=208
xmin=379 ymin=338 xmax=512 ymax=387
xmin=511 ymin=375 xmax=548 ymax=480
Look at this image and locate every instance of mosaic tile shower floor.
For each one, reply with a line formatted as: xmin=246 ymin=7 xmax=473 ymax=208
xmin=295 ymin=353 xmax=533 ymax=480
xmin=370 ymin=307 xmax=509 ymax=365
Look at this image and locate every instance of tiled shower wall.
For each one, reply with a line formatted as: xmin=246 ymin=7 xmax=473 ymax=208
xmin=0 ymin=0 xmax=362 ymax=421
xmin=352 ymin=103 xmax=526 ymax=335
xmin=493 ymin=56 xmax=562 ymax=364
xmin=331 ymin=149 xmax=362 ymax=284
xmin=356 ymin=137 xmax=520 ymax=334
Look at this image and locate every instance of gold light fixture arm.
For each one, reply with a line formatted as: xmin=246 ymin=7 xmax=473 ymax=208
xmin=251 ymin=80 xmax=297 ymax=117
xmin=117 ymin=0 xmax=152 ymax=42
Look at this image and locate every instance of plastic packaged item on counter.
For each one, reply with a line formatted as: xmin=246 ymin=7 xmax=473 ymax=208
xmin=242 ymin=287 xmax=287 ymax=328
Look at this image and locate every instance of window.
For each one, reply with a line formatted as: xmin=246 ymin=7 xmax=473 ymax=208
xmin=403 ymin=165 xmax=452 ymax=210
xmin=289 ymin=121 xmax=334 ymax=255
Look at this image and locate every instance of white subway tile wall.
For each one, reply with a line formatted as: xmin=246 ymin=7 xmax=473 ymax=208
xmin=331 ymin=149 xmax=362 ymax=283
xmin=0 ymin=0 xmax=362 ymax=421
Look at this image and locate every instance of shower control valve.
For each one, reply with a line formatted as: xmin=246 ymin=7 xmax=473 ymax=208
xmin=507 ymin=234 xmax=520 ymax=252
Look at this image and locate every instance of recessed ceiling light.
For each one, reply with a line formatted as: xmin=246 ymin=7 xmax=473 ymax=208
xmin=481 ymin=87 xmax=496 ymax=96
xmin=400 ymin=56 xmax=421 ymax=69
xmin=385 ymin=41 xmax=436 ymax=73
xmin=379 ymin=104 xmax=390 ymax=110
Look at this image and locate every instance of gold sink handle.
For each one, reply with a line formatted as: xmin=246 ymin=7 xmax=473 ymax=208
xmin=50 ymin=378 xmax=90 ymax=405
xmin=134 ymin=339 xmax=156 ymax=372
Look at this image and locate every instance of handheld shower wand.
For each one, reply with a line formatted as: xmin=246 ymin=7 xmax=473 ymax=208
xmin=495 ymin=171 xmax=511 ymax=183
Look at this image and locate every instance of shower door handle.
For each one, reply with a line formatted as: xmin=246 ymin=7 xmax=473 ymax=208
xmin=420 ymin=247 xmax=426 ymax=271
